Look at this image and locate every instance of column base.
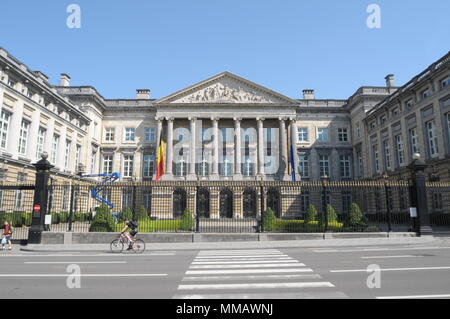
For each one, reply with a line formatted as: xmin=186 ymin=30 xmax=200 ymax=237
xmin=186 ymin=174 xmax=198 ymax=181
xmin=279 ymin=173 xmax=291 ymax=181
xmin=209 ymin=174 xmax=220 ymax=181
xmin=160 ymin=174 xmax=175 ymax=181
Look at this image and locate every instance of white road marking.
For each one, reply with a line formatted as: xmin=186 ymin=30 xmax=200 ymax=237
xmin=314 ymin=247 xmax=450 ymax=253
xmin=193 ymin=257 xmax=294 ymax=262
xmin=192 ymin=259 xmax=298 ymax=265
xmin=0 ymin=273 xmax=167 ymax=277
xmin=24 ymin=261 xmax=127 ymax=264
xmin=195 ymin=254 xmax=288 ymax=259
xmin=173 ymin=292 xmax=348 ymax=299
xmin=178 ymin=282 xmax=335 ymax=290
xmin=361 ymin=255 xmax=424 ymax=259
xmin=330 ymin=266 xmax=450 ymax=273
xmin=0 ymin=253 xmax=175 ymax=258
xmin=182 ymin=274 xmax=323 ymax=281
xmin=376 ymin=294 xmax=450 ymax=299
xmin=185 ymin=268 xmax=314 ymax=275
xmin=189 ymin=263 xmax=304 ymax=269
xmin=198 ymin=250 xmax=281 ymax=254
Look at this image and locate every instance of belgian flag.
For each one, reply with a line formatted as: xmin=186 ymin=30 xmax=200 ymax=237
xmin=155 ymin=135 xmax=166 ymax=183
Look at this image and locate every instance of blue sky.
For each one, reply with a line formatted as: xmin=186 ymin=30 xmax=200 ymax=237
xmin=1 ymin=0 xmax=449 ymax=99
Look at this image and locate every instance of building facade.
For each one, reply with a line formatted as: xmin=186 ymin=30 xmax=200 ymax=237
xmin=0 ymin=47 xmax=449 ymax=217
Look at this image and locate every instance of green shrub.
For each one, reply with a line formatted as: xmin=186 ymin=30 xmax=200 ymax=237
xmin=305 ymin=205 xmax=318 ymax=223
xmin=51 ymin=212 xmax=60 ymax=225
xmin=262 ymin=208 xmax=276 ymax=231
xmin=89 ymin=204 xmax=115 ymax=232
xmin=327 ymin=205 xmax=338 ymax=222
xmin=22 ymin=213 xmax=32 ymax=227
xmin=347 ymin=203 xmax=364 ymax=226
xmin=135 ymin=206 xmax=149 ymax=221
xmin=10 ymin=212 xmax=25 ymax=227
xmin=180 ymin=209 xmax=195 ymax=231
xmin=120 ymin=207 xmax=133 ymax=222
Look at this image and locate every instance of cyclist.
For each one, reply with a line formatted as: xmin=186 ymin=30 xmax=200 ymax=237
xmin=120 ymin=219 xmax=138 ymax=250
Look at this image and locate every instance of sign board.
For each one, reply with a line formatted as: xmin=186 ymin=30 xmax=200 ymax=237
xmin=409 ymin=207 xmax=417 ymax=218
xmin=44 ymin=214 xmax=52 ymax=225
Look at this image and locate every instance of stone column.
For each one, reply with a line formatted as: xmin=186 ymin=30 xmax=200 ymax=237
xmin=211 ymin=117 xmax=220 ymax=179
xmin=279 ymin=117 xmax=289 ymax=180
xmin=331 ymin=148 xmax=340 ymax=180
xmin=289 ymin=118 xmax=299 ymax=180
xmin=153 ymin=117 xmax=163 ymax=180
xmin=187 ymin=117 xmax=197 ymax=179
xmin=166 ymin=117 xmax=174 ymax=176
xmin=310 ymin=148 xmax=320 ymax=180
xmin=7 ymin=101 xmax=24 ymax=158
xmin=234 ymin=117 xmax=242 ymax=180
xmin=257 ymin=118 xmax=265 ymax=176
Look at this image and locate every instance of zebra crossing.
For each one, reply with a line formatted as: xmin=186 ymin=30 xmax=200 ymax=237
xmin=173 ymin=249 xmax=348 ymax=299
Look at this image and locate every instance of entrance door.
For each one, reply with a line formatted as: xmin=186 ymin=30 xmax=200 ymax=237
xmin=219 ymin=188 xmax=233 ymax=218
xmin=173 ymin=188 xmax=186 ymax=218
xmin=196 ymin=188 xmax=210 ymax=218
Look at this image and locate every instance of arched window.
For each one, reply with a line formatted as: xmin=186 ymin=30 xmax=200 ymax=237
xmin=219 ymin=188 xmax=233 ymax=218
xmin=173 ymin=188 xmax=187 ymax=218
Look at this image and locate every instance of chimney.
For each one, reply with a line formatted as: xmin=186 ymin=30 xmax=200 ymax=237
xmin=60 ymin=73 xmax=71 ymax=87
xmin=385 ymin=74 xmax=395 ymax=87
xmin=302 ymin=89 xmax=315 ymax=99
xmin=136 ymin=89 xmax=150 ymax=100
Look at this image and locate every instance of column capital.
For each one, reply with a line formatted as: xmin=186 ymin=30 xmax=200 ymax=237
xmin=288 ymin=117 xmax=297 ymax=122
xmin=165 ymin=117 xmax=174 ymax=122
xmin=155 ymin=116 xmax=164 ymax=122
xmin=211 ymin=117 xmax=220 ymax=122
xmin=233 ymin=117 xmax=242 ymax=122
xmin=256 ymin=117 xmax=265 ymax=122
xmin=188 ymin=117 xmax=197 ymax=122
xmin=278 ymin=117 xmax=288 ymax=122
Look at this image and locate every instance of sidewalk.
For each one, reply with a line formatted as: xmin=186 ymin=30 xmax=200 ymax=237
xmin=20 ymin=236 xmax=444 ymax=252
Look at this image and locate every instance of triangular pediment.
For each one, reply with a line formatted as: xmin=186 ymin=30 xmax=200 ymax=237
xmin=156 ymin=72 xmax=297 ymax=105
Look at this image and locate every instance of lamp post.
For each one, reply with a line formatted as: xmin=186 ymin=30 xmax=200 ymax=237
xmin=28 ymin=152 xmax=54 ymax=244
xmin=407 ymin=153 xmax=432 ymax=236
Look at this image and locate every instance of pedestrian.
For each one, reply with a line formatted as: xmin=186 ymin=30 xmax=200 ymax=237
xmin=1 ymin=221 xmax=12 ymax=251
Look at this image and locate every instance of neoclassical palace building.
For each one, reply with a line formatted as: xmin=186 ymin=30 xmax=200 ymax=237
xmin=0 ymin=47 xmax=449 ymax=189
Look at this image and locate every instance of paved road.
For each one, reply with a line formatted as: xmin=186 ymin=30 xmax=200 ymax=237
xmin=1 ymin=240 xmax=450 ymax=299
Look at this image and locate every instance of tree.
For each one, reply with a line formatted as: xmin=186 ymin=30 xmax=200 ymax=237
xmin=262 ymin=208 xmax=276 ymax=231
xmin=135 ymin=205 xmax=149 ymax=221
xmin=347 ymin=203 xmax=365 ymax=228
xmin=327 ymin=204 xmax=338 ymax=222
xmin=120 ymin=207 xmax=133 ymax=222
xmin=305 ymin=205 xmax=318 ymax=223
xmin=180 ymin=209 xmax=195 ymax=231
xmin=89 ymin=204 xmax=115 ymax=232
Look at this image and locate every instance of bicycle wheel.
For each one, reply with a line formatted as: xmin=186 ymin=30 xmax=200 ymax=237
xmin=132 ymin=239 xmax=145 ymax=254
xmin=110 ymin=239 xmax=124 ymax=253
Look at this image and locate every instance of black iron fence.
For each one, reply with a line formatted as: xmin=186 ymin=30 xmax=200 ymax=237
xmin=4 ymin=179 xmax=450 ymax=240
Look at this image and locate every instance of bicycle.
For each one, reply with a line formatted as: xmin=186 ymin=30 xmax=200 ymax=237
xmin=110 ymin=234 xmax=146 ymax=254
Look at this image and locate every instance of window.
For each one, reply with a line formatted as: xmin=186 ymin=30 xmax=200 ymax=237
xmin=396 ymin=135 xmax=405 ymax=166
xmin=242 ymin=157 xmax=254 ymax=177
xmin=123 ymin=155 xmax=134 ymax=177
xmin=447 ymin=113 xmax=450 ymax=147
xmin=36 ymin=127 xmax=46 ymax=160
xmin=144 ymin=127 xmax=156 ymax=142
xmin=221 ymin=128 xmax=233 ymax=143
xmin=18 ymin=120 xmax=30 ymax=155
xmin=441 ymin=78 xmax=450 ymax=89
xmin=391 ymin=108 xmax=399 ymax=117
xmin=355 ymin=123 xmax=360 ymax=138
xmin=220 ymin=157 xmax=232 ymax=177
xmin=72 ymin=145 xmax=81 ymax=172
xmin=432 ymin=193 xmax=443 ymax=211
xmin=91 ymin=151 xmax=97 ymax=173
xmin=201 ymin=128 xmax=212 ymax=142
xmin=297 ymin=128 xmax=308 ymax=142
xmin=357 ymin=151 xmax=363 ymax=178
xmin=300 ymin=191 xmax=310 ymax=214
xmin=103 ymin=155 xmax=114 ymax=175
xmin=64 ymin=140 xmax=71 ymax=170
xmin=370 ymin=121 xmax=376 ymax=130
xmin=340 ymin=155 xmax=351 ymax=178
xmin=342 ymin=191 xmax=352 ymax=214
xmin=0 ymin=111 xmax=11 ymax=149
xmin=338 ymin=128 xmax=348 ymax=142
xmin=317 ymin=128 xmax=329 ymax=142
xmin=15 ymin=173 xmax=26 ymax=210
xmin=319 ymin=155 xmax=329 ymax=177
xmin=7 ymin=78 xmax=16 ymax=88
xmin=124 ymin=128 xmax=136 ymax=142
xmin=143 ymin=155 xmax=155 ymax=177
xmin=197 ymin=159 xmax=209 ymax=177
xmin=298 ymin=154 xmax=309 ymax=178
xmin=380 ymin=115 xmax=387 ymax=125
xmin=421 ymin=88 xmax=432 ymax=99
xmin=51 ymin=134 xmax=60 ymax=164
xmin=405 ymin=99 xmax=414 ymax=109
xmin=104 ymin=128 xmax=115 ymax=142
xmin=426 ymin=120 xmax=439 ymax=157
xmin=409 ymin=128 xmax=420 ymax=156
xmin=383 ymin=140 xmax=391 ymax=170
xmin=175 ymin=159 xmax=187 ymax=177
xmin=373 ymin=145 xmax=380 ymax=174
